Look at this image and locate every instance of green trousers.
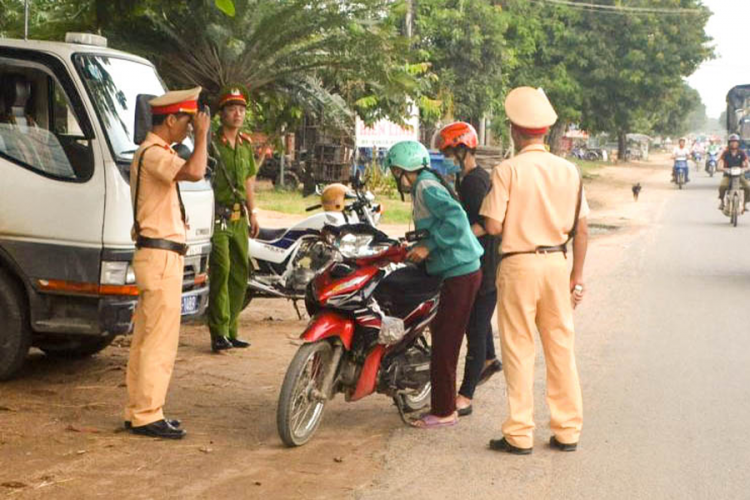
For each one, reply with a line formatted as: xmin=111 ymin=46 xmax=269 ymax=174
xmin=208 ymin=219 xmax=249 ymax=339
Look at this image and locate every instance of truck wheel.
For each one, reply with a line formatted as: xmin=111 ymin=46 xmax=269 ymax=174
xmin=0 ymin=268 xmax=31 ymax=381
xmin=39 ymin=334 xmax=116 ymax=359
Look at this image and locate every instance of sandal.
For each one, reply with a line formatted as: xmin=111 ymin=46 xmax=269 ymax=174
xmin=410 ymin=414 xmax=458 ymax=429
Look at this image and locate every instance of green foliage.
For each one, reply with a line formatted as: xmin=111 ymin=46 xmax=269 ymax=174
xmin=1 ymin=0 xmax=715 ymax=156
xmin=362 ymin=162 xmax=399 ymax=199
xmin=214 ymin=0 xmax=235 ymax=17
xmin=572 ymin=0 xmax=713 ymax=152
xmin=413 ymin=0 xmax=509 ymax=125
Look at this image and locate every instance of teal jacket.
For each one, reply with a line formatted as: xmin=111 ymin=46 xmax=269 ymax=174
xmin=412 ymin=170 xmax=483 ymax=279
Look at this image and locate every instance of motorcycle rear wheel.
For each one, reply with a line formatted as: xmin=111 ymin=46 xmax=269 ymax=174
xmin=396 ymin=382 xmax=432 ymax=413
xmin=277 ymin=341 xmax=334 ymax=447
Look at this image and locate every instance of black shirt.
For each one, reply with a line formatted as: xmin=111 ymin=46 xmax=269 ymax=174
xmin=458 ymin=166 xmax=500 ymax=295
xmin=722 ymin=149 xmax=747 ymax=169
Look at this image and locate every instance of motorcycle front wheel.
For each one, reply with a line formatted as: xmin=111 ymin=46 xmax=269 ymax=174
xmin=277 ymin=341 xmax=335 ymax=447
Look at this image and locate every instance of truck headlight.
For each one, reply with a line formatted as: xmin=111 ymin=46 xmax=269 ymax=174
xmin=101 ymin=261 xmax=136 ymax=285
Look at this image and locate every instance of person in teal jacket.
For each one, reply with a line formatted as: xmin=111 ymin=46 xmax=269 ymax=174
xmin=386 ymin=140 xmax=483 ymax=429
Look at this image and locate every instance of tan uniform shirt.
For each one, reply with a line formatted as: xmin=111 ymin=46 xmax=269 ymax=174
xmin=480 ymin=144 xmax=589 ymax=254
xmin=130 ymin=132 xmax=187 ymax=243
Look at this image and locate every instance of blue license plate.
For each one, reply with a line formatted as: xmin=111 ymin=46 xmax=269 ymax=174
xmin=181 ymin=295 xmax=199 ymax=316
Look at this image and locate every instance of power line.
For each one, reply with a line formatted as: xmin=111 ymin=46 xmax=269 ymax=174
xmin=528 ymin=0 xmax=705 ymax=16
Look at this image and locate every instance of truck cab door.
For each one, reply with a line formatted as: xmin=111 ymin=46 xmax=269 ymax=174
xmin=0 ymin=51 xmax=105 ymax=290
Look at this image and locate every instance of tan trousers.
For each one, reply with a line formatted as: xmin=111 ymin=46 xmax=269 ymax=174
xmin=497 ymin=253 xmax=582 ymax=448
xmin=124 ymin=248 xmax=184 ymax=427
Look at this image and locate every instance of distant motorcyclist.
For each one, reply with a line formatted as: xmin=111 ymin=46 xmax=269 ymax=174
xmin=707 ymin=140 xmax=721 ymax=156
xmin=672 ymin=138 xmax=690 ymax=183
xmin=718 ymin=134 xmax=750 ymax=210
xmin=691 ymin=139 xmax=704 ymax=159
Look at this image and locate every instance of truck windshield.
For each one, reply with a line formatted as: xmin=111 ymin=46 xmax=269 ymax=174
xmin=75 ymin=54 xmax=166 ymax=163
xmin=75 ymin=54 xmax=209 ymax=190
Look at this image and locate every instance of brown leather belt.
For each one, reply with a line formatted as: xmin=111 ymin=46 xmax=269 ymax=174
xmin=136 ymin=236 xmax=188 ymax=256
xmin=501 ymin=245 xmax=567 ymax=261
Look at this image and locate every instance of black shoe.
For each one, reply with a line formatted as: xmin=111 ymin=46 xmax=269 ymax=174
xmin=477 ymin=359 xmax=503 ymax=387
xmin=489 ymin=437 xmax=532 ymax=455
xmin=457 ymin=405 xmax=473 ymax=417
xmin=124 ymin=418 xmax=180 ymax=430
xmin=130 ymin=419 xmax=186 ymax=440
xmin=228 ymin=338 xmax=251 ymax=348
xmin=211 ymin=336 xmax=233 ymax=352
xmin=550 ymin=436 xmax=578 ymax=452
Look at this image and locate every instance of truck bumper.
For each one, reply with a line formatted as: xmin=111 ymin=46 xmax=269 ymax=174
xmin=98 ymin=285 xmax=210 ymax=335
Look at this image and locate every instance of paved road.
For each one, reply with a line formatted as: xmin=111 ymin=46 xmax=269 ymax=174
xmin=357 ymin=169 xmax=750 ymax=500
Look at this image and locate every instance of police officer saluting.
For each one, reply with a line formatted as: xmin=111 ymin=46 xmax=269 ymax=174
xmin=208 ymin=84 xmax=258 ymax=352
xmin=125 ymin=87 xmax=210 ymax=439
xmin=480 ymin=87 xmax=589 ymax=454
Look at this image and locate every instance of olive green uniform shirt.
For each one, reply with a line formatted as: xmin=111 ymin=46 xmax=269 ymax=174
xmin=213 ymin=130 xmax=257 ymax=207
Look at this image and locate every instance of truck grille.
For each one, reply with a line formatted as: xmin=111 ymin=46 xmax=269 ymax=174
xmin=183 ymin=254 xmax=209 ymax=291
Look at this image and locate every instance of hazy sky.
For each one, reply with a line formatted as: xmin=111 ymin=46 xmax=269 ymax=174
xmin=687 ymin=0 xmax=750 ymax=118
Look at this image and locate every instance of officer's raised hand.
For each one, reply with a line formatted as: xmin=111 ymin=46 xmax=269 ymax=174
xmin=193 ymin=110 xmax=211 ymax=142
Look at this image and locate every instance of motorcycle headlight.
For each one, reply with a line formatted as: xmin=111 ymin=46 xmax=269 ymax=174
xmin=334 ymin=233 xmax=389 ymax=259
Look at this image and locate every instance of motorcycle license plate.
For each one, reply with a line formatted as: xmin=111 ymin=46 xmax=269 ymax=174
xmin=181 ymin=295 xmax=199 ymax=316
xmin=730 ymin=167 xmax=742 ymax=176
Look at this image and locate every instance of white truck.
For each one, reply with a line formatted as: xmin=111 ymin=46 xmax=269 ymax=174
xmin=0 ymin=34 xmax=214 ymax=379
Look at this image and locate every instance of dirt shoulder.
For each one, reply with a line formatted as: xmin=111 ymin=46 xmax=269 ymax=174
xmin=0 ymin=158 xmax=670 ymax=500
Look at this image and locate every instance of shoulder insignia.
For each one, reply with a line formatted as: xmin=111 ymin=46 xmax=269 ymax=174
xmin=239 ymin=132 xmax=253 ymax=145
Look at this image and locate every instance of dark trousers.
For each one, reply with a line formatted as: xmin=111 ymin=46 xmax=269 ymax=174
xmin=430 ymin=270 xmax=482 ymax=417
xmin=458 ymin=290 xmax=498 ymax=399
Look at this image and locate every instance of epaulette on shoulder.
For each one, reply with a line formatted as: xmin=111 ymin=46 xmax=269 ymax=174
xmin=239 ymin=132 xmax=253 ymax=144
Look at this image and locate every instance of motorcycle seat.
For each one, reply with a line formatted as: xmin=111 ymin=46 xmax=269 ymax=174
xmin=374 ymin=265 xmax=443 ymax=316
xmin=256 ymin=227 xmax=288 ymax=242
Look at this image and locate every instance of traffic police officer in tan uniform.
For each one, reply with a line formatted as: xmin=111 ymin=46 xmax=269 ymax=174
xmin=124 ymin=87 xmax=210 ymax=439
xmin=480 ymin=87 xmax=589 ymax=454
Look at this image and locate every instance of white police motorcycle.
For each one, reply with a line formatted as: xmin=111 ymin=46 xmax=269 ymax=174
xmin=244 ymin=172 xmax=382 ymax=314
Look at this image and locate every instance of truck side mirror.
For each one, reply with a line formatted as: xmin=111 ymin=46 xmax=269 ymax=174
xmin=173 ymin=143 xmax=192 ymax=161
xmin=134 ymin=94 xmax=156 ymax=145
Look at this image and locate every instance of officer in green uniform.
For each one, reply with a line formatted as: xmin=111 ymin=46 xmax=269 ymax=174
xmin=208 ymin=84 xmax=260 ymax=352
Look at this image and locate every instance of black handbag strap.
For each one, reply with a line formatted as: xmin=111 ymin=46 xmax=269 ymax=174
xmin=133 ymin=144 xmax=186 ymax=236
xmin=564 ymin=166 xmax=584 ymax=246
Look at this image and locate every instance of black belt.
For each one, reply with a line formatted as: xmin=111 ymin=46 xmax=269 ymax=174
xmin=136 ymin=236 xmax=188 ymax=255
xmin=501 ymin=245 xmax=567 ymax=261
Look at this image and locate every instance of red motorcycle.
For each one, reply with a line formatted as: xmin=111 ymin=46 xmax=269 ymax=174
xmin=276 ymin=224 xmax=441 ymax=447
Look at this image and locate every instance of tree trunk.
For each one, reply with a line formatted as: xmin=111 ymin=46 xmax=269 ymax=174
xmin=548 ymin=121 xmax=567 ymax=156
xmin=618 ymin=131 xmax=627 ymax=163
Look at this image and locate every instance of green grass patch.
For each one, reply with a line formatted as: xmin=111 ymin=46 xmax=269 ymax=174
xmin=256 ymin=185 xmax=412 ymax=225
xmin=572 ymin=159 xmax=605 ymax=180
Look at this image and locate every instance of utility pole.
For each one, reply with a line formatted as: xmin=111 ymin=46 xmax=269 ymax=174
xmin=405 ymin=0 xmax=413 ymax=38
xmin=24 ymin=0 xmax=30 ymax=40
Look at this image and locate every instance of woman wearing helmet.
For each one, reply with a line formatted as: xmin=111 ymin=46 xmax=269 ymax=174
xmin=386 ymin=139 xmax=483 ymax=429
xmin=435 ymin=122 xmax=502 ymax=417
xmin=718 ymin=134 xmax=750 ymax=210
